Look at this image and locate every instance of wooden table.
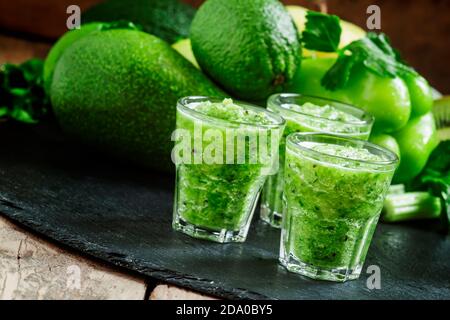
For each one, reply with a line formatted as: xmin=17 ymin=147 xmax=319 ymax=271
xmin=0 ymin=215 xmax=215 ymax=300
xmin=0 ymin=34 xmax=214 ymax=300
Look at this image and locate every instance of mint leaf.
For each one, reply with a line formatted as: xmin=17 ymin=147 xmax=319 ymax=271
xmin=321 ymin=53 xmax=358 ymax=90
xmin=322 ymin=32 xmax=417 ymax=90
xmin=302 ymin=11 xmax=342 ymax=52
xmin=348 ymin=38 xmax=398 ymax=77
xmin=366 ymin=32 xmax=396 ymax=58
xmin=20 ymin=59 xmax=46 ymax=83
xmin=366 ymin=32 xmax=405 ymax=64
xmin=0 ymin=107 xmax=8 ymax=117
xmin=10 ymin=88 xmax=29 ymax=97
xmin=10 ymin=107 xmax=37 ymax=124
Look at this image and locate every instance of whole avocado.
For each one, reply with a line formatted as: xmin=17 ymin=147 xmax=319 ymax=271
xmin=51 ymin=29 xmax=224 ymax=172
xmin=190 ymin=0 xmax=301 ymax=101
xmin=43 ymin=22 xmax=104 ymax=95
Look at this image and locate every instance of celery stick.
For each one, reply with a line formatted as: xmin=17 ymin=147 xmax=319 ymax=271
xmin=388 ymin=184 xmax=405 ymax=195
xmin=382 ymin=192 xmax=442 ymax=222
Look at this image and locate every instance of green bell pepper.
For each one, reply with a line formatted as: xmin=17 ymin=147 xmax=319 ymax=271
xmin=288 ymin=57 xmax=411 ymax=133
xmin=392 ymin=112 xmax=439 ymax=183
xmin=403 ymin=73 xmax=434 ymax=118
xmin=369 ymin=133 xmax=401 ymax=159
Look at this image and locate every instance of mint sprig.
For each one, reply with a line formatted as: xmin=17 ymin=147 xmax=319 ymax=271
xmin=322 ymin=34 xmax=417 ymax=90
xmin=0 ymin=59 xmax=50 ymax=123
xmin=301 ymin=11 xmax=417 ymax=91
xmin=301 ymin=10 xmax=341 ymax=52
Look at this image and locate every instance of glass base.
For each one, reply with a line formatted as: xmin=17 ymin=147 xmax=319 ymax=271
xmin=260 ymin=204 xmax=282 ymax=228
xmin=279 ymin=253 xmax=362 ymax=282
xmin=172 ymin=216 xmax=248 ymax=243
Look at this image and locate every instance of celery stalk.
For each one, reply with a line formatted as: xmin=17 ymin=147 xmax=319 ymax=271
xmin=382 ymin=192 xmax=442 ymax=222
xmin=388 ymin=184 xmax=405 ymax=195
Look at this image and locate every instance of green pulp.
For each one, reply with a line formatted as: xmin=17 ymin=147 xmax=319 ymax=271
xmin=282 ymin=142 xmax=394 ymax=270
xmin=175 ymin=99 xmax=281 ymax=231
xmin=262 ymin=102 xmax=371 ymax=224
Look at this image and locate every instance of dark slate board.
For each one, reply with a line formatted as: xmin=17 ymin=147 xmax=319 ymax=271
xmin=1 ymin=122 xmax=449 ymax=300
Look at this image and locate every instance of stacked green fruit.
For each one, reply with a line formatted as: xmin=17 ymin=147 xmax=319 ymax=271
xmin=289 ymin=57 xmax=438 ymax=183
xmin=190 ymin=0 xmax=301 ymax=101
xmin=44 ymin=1 xmax=445 ymax=185
xmin=50 ymin=29 xmax=224 ymax=172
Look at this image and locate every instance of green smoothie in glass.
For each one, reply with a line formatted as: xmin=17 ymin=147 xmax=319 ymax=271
xmin=280 ymin=132 xmax=398 ymax=281
xmin=172 ymin=97 xmax=285 ymax=243
xmin=261 ymin=93 xmax=374 ymax=228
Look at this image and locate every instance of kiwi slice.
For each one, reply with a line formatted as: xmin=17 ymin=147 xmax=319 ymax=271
xmin=433 ymin=96 xmax=450 ymax=141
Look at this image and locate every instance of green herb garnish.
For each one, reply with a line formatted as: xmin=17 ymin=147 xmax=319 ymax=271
xmin=301 ymin=11 xmax=417 ymax=90
xmin=301 ymin=10 xmax=341 ymax=52
xmin=413 ymin=141 xmax=450 ymax=232
xmin=0 ymin=59 xmax=50 ymax=123
xmin=322 ymin=33 xmax=416 ymax=90
xmin=389 ymin=141 xmax=450 ymax=232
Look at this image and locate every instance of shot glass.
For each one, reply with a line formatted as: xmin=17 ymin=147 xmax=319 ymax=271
xmin=261 ymin=93 xmax=374 ymax=228
xmin=280 ymin=132 xmax=398 ymax=282
xmin=172 ymin=96 xmax=285 ymax=243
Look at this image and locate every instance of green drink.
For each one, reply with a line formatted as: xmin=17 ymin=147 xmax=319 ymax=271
xmin=280 ymin=133 xmax=398 ymax=281
xmin=172 ymin=97 xmax=285 ymax=243
xmin=261 ymin=94 xmax=374 ymax=228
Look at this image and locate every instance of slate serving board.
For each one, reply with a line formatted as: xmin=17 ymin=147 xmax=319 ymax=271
xmin=1 ymin=122 xmax=449 ymax=300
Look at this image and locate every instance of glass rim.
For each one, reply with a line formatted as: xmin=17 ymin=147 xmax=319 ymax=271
xmin=177 ymin=96 xmax=285 ymax=129
xmin=267 ymin=93 xmax=374 ymax=129
xmin=286 ymin=132 xmax=399 ymax=171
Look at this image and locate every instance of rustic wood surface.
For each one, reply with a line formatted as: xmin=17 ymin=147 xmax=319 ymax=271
xmin=0 ymin=215 xmax=214 ymax=300
xmin=0 ymin=216 xmax=146 ymax=299
xmin=151 ymin=285 xmax=216 ymax=300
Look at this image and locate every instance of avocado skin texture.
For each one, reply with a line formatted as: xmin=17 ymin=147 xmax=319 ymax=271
xmin=82 ymin=0 xmax=196 ymax=44
xmin=43 ymin=23 xmax=104 ymax=95
xmin=51 ymin=29 xmax=224 ymax=172
xmin=190 ymin=0 xmax=301 ymax=101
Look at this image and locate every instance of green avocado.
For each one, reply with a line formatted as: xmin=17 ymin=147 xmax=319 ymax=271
xmin=190 ymin=0 xmax=301 ymax=101
xmin=51 ymin=29 xmax=224 ymax=172
xmin=43 ymin=22 xmax=104 ymax=95
xmin=82 ymin=0 xmax=196 ymax=44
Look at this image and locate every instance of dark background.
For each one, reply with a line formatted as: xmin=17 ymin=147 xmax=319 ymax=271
xmin=0 ymin=0 xmax=449 ymax=92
